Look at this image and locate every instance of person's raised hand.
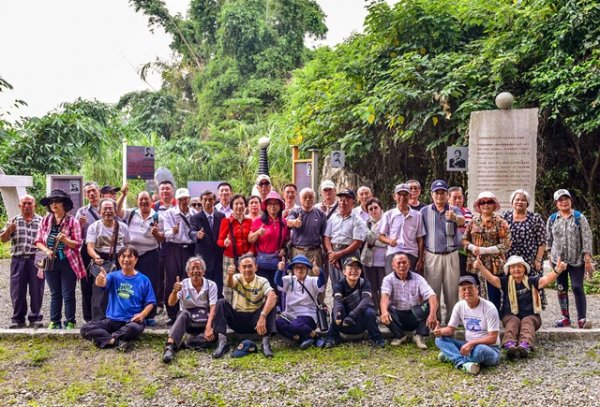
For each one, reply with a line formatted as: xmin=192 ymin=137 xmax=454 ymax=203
xmin=173 ymin=276 xmax=182 ymax=293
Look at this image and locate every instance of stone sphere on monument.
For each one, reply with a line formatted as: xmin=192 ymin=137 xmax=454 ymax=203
xmin=495 ymin=92 xmax=514 ymax=109
xmin=258 ymin=137 xmax=271 ymax=148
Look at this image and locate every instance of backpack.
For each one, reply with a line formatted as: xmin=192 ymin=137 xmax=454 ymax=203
xmin=549 ymin=210 xmax=581 ymax=227
xmin=127 ymin=210 xmax=159 ymax=226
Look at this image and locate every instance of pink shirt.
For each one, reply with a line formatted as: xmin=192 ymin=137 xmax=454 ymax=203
xmin=251 ymin=217 xmax=289 ymax=254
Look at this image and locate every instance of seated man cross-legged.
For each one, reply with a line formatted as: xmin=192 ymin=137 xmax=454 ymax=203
xmin=433 ymin=275 xmax=500 ymax=375
xmin=162 ymin=256 xmax=218 ymax=363
xmin=212 ymin=254 xmax=278 ymax=358
xmin=80 ymin=246 xmax=156 ymax=352
xmin=380 ymin=253 xmax=438 ymax=349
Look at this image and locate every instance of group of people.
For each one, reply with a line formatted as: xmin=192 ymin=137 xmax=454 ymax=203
xmin=1 ymin=174 xmax=594 ymax=375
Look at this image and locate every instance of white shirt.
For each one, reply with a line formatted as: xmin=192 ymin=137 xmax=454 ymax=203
xmin=124 ymin=209 xmax=163 ymax=256
xmin=448 ymin=298 xmax=500 ymax=345
xmin=177 ymin=277 xmax=218 ymax=310
xmin=163 ymin=206 xmax=195 ymax=244
xmin=280 ymin=275 xmax=324 ymax=321
xmin=86 ymin=220 xmax=130 ymax=255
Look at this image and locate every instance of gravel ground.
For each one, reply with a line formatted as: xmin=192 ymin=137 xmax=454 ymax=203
xmin=0 ymin=259 xmax=599 ymax=406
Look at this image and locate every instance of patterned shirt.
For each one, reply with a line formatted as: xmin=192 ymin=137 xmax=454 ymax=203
xmin=378 ymin=207 xmax=425 ymax=258
xmin=546 ymin=210 xmax=593 ymax=267
xmin=230 ymin=274 xmax=273 ymax=312
xmin=381 ymin=271 xmax=435 ymax=311
xmin=501 ymin=210 xmax=545 ymax=268
xmin=1 ymin=214 xmax=42 ymax=256
xmin=462 ymin=214 xmax=512 ymax=275
xmin=420 ymin=204 xmax=463 ymax=253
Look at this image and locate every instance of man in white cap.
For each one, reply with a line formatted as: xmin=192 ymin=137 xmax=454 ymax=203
xmin=255 ymin=175 xmax=272 ymax=201
xmin=317 ymin=180 xmax=338 ymax=217
xmin=163 ymin=188 xmax=197 ymax=324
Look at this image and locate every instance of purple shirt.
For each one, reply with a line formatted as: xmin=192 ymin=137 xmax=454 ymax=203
xmin=378 ymin=207 xmax=425 ymax=258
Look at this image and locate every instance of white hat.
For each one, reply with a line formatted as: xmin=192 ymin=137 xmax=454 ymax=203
xmin=256 ymin=174 xmax=271 ymax=184
xmin=503 ymin=255 xmax=530 ymax=274
xmin=175 ymin=188 xmax=190 ymax=199
xmin=320 ymin=180 xmax=335 ymax=190
xmin=553 ymin=189 xmax=572 ymax=202
xmin=473 ymin=191 xmax=500 ymax=213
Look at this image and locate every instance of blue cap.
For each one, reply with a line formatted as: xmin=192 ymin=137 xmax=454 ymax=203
xmin=458 ymin=275 xmax=478 ymax=286
xmin=231 ymin=339 xmax=258 ymax=358
xmin=430 ymin=179 xmax=448 ymax=192
xmin=286 ymin=255 xmax=313 ymax=271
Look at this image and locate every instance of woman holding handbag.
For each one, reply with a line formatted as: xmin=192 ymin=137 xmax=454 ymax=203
xmin=217 ymin=194 xmax=253 ymax=302
xmin=248 ymin=191 xmax=289 ymax=290
xmin=34 ymin=189 xmax=86 ymax=329
xmin=275 ymin=255 xmax=326 ymax=349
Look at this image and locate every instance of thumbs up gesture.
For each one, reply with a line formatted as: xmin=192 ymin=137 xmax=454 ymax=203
xmin=278 ymin=256 xmax=286 ymax=271
xmin=257 ymin=226 xmax=266 ymax=236
xmin=7 ymin=220 xmax=17 ymax=234
xmin=197 ymin=227 xmax=205 ymax=240
xmin=173 ymin=276 xmax=182 ymax=292
xmin=96 ymin=267 xmax=107 ymax=286
xmin=227 ymin=263 xmax=236 ymax=276
xmin=311 ymin=260 xmax=320 ymax=276
xmin=224 ymin=235 xmax=231 ymax=247
xmin=172 ymin=222 xmax=180 ymax=235
xmin=432 ymin=321 xmax=442 ymax=337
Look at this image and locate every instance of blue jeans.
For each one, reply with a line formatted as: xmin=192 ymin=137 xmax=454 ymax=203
xmin=45 ymin=258 xmax=77 ymax=324
xmin=435 ymin=336 xmax=500 ymax=368
xmin=327 ymin=307 xmax=383 ymax=342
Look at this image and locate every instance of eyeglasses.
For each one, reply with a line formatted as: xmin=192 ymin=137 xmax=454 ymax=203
xmin=258 ymin=182 xmax=270 ymax=187
xmin=459 ymin=285 xmax=477 ymax=292
xmin=368 ymin=206 xmax=380 ymax=211
xmin=190 ymin=203 xmax=201 ymax=208
xmin=478 ymin=200 xmax=495 ymax=206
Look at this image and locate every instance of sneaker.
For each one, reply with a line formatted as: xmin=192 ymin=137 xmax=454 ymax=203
xmin=517 ymin=341 xmax=531 ymax=358
xmin=390 ymin=336 xmax=409 ymax=347
xmin=372 ymin=338 xmax=386 ymax=348
xmin=438 ymin=352 xmax=451 ymax=363
xmin=462 ymin=362 xmax=480 ymax=375
xmin=48 ymin=321 xmax=61 ymax=329
xmin=578 ymin=319 xmax=592 ymax=329
xmin=162 ymin=344 xmax=175 ymax=364
xmin=412 ymin=334 xmax=427 ymax=350
xmin=30 ymin=321 xmax=44 ymax=329
xmin=116 ymin=340 xmax=134 ymax=353
xmin=212 ymin=343 xmax=230 ymax=359
xmin=300 ymin=338 xmax=314 ymax=350
xmin=315 ymin=338 xmax=326 ymax=348
xmin=555 ymin=318 xmax=571 ymax=328
xmin=65 ymin=322 xmax=76 ymax=330
xmin=145 ymin=319 xmax=156 ymax=327
xmin=8 ymin=322 xmax=26 ymax=329
xmin=503 ymin=340 xmax=519 ymax=358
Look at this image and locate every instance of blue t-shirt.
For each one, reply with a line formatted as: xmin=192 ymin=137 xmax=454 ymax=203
xmin=104 ymin=271 xmax=156 ymax=322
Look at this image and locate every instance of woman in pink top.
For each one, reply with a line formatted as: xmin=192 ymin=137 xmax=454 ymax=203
xmin=248 ymin=191 xmax=289 ymax=289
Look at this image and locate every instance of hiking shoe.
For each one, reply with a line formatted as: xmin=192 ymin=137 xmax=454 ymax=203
xmin=555 ymin=318 xmax=571 ymax=328
xmin=390 ymin=336 xmax=409 ymax=346
xmin=212 ymin=343 xmax=230 ymax=359
xmin=30 ymin=321 xmax=44 ymax=329
xmin=116 ymin=340 xmax=134 ymax=353
xmin=8 ymin=322 xmax=26 ymax=329
xmin=65 ymin=322 xmax=76 ymax=330
xmin=517 ymin=341 xmax=531 ymax=358
xmin=503 ymin=340 xmax=519 ymax=358
xmin=578 ymin=319 xmax=592 ymax=329
xmin=262 ymin=340 xmax=274 ymax=358
xmin=48 ymin=321 xmax=61 ymax=329
xmin=372 ymin=338 xmax=386 ymax=348
xmin=438 ymin=352 xmax=451 ymax=363
xmin=462 ymin=362 xmax=480 ymax=375
xmin=412 ymin=334 xmax=427 ymax=350
xmin=300 ymin=338 xmax=314 ymax=350
xmin=162 ymin=344 xmax=175 ymax=364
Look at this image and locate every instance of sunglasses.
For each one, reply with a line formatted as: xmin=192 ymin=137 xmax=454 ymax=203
xmin=478 ymin=200 xmax=495 ymax=206
xmin=190 ymin=203 xmax=201 ymax=208
xmin=258 ymin=182 xmax=270 ymax=187
xmin=49 ymin=199 xmax=64 ymax=204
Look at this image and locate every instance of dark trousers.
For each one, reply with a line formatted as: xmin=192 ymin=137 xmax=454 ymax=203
xmin=205 ymin=262 xmax=224 ymax=300
xmin=556 ymin=264 xmax=586 ymax=320
xmin=276 ymin=315 xmax=316 ymax=341
xmin=364 ymin=266 xmax=386 ymax=311
xmin=168 ymin=309 xmax=209 ymax=347
xmin=45 ymin=258 xmax=77 ymax=324
xmin=137 ymin=249 xmax=159 ymax=318
xmin=327 ymin=306 xmax=382 ymax=342
xmin=458 ymin=251 xmax=469 ymax=277
xmin=80 ymin=246 xmax=93 ymax=322
xmin=386 ymin=306 xmax=429 ymax=338
xmin=157 ymin=247 xmax=166 ymax=307
xmin=165 ymin=243 xmax=195 ymax=320
xmin=91 ymin=253 xmax=119 ymax=321
xmin=212 ymin=298 xmax=276 ymax=335
xmin=487 ymin=281 xmax=502 ymax=313
xmin=80 ymin=318 xmax=145 ymax=348
xmin=10 ymin=256 xmax=44 ymax=324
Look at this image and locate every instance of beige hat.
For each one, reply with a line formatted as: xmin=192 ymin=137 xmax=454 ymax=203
xmin=320 ymin=180 xmax=335 ymax=190
xmin=503 ymin=255 xmax=530 ymax=274
xmin=473 ymin=191 xmax=500 ymax=213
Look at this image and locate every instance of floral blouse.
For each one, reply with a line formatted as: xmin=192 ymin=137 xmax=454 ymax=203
xmin=501 ymin=210 xmax=545 ymax=271
xmin=462 ymin=213 xmax=512 ymax=276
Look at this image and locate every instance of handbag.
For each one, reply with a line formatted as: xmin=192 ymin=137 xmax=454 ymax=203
xmin=34 ymin=250 xmax=54 ymax=273
xmin=188 ymin=307 xmax=209 ymax=325
xmin=256 ymin=251 xmax=281 ymax=271
xmin=297 ymin=278 xmax=330 ymax=332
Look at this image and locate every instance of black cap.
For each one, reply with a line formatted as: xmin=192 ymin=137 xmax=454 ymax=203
xmin=336 ymin=188 xmax=356 ymax=200
xmin=343 ymin=256 xmax=362 ymax=269
xmin=100 ymin=185 xmax=120 ymax=195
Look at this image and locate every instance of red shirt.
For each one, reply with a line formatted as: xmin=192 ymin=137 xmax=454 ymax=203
xmin=218 ymin=216 xmax=254 ymax=258
xmin=251 ymin=217 xmax=289 ymax=254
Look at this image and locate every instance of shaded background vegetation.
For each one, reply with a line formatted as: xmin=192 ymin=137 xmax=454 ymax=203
xmin=1 ymin=0 xmax=599 ymax=250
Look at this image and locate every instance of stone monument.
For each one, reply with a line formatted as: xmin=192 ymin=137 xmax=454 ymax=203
xmin=0 ymin=169 xmax=33 ymax=218
xmin=467 ymin=93 xmax=538 ymax=210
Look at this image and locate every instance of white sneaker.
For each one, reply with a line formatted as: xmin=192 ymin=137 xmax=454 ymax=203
xmin=390 ymin=336 xmax=408 ymax=346
xmin=462 ymin=362 xmax=480 ymax=375
xmin=412 ymin=334 xmax=428 ymax=350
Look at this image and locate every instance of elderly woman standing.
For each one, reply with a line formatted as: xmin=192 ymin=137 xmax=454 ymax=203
xmin=360 ymin=198 xmax=388 ymax=308
xmin=501 ymin=189 xmax=547 ymax=304
xmin=246 ymin=195 xmax=262 ymax=221
xmin=547 ymin=189 xmax=594 ymax=329
xmin=35 ymin=189 xmax=86 ymax=329
xmin=462 ymin=191 xmax=511 ymax=311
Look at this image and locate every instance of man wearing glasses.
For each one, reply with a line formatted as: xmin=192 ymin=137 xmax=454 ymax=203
xmin=407 ymin=180 xmax=426 ymax=211
xmin=255 ymin=175 xmax=272 ymax=202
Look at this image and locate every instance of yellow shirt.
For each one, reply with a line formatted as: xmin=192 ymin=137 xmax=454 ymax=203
xmin=231 ymin=274 xmax=272 ymax=312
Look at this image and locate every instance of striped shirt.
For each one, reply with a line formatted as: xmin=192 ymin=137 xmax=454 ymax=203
xmin=1 ymin=214 xmax=42 ymax=256
xmin=381 ymin=271 xmax=435 ymax=311
xmin=231 ymin=274 xmax=273 ymax=312
xmin=420 ymin=204 xmax=463 ymax=253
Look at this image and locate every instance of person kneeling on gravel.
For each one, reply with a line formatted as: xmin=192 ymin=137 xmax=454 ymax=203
xmin=433 ymin=275 xmax=500 ymax=375
xmin=212 ymin=254 xmax=278 ymax=358
xmin=324 ymin=257 xmax=385 ymax=348
xmin=162 ymin=256 xmax=218 ymax=363
xmin=473 ymin=255 xmax=566 ymax=358
xmin=80 ymin=246 xmax=155 ymax=352
xmin=380 ymin=253 xmax=439 ymax=350
xmin=275 ymin=255 xmax=327 ymax=349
